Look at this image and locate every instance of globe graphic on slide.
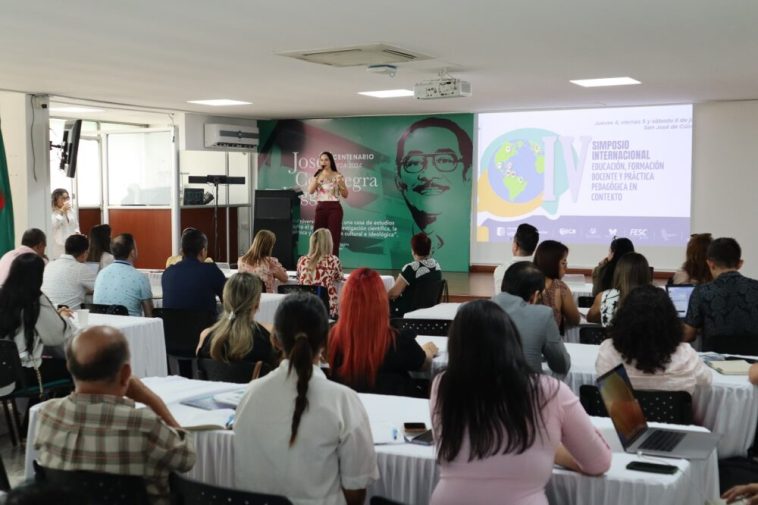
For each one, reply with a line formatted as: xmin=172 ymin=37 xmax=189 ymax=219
xmin=479 ymin=128 xmax=569 ymax=217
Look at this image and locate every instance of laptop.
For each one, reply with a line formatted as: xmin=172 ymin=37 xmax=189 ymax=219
xmin=596 ymin=364 xmax=719 ymax=459
xmin=665 ymin=284 xmax=695 ymax=319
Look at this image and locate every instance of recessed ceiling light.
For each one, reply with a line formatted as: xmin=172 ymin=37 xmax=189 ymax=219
xmin=49 ymin=106 xmax=104 ymax=113
xmin=358 ymin=89 xmax=415 ymax=98
xmin=570 ymin=77 xmax=641 ymax=87
xmin=187 ymin=99 xmax=252 ymax=106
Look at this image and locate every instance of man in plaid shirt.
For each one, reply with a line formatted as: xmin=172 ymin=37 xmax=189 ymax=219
xmin=34 ymin=326 xmax=196 ymax=504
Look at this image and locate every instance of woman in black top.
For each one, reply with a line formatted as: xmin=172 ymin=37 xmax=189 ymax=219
xmin=328 ymin=268 xmax=437 ymax=397
xmin=196 ymin=272 xmax=278 ymax=367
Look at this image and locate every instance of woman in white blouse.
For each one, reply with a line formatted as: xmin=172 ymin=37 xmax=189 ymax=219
xmin=50 ymin=188 xmax=79 ymax=259
xmin=586 ymin=252 xmax=651 ymax=327
xmin=233 ymin=291 xmax=378 ymax=505
xmin=595 ymin=285 xmax=711 ymax=395
xmin=0 ymin=253 xmax=73 ymax=394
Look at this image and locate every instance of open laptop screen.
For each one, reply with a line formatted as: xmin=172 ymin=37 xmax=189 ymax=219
xmin=596 ymin=365 xmax=648 ymax=449
xmin=666 ymin=284 xmax=695 ymax=319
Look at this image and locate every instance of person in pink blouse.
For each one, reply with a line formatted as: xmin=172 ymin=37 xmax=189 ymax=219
xmin=596 ymin=285 xmax=712 ymax=395
xmin=431 ymin=300 xmax=611 ymax=505
xmin=306 ymin=151 xmax=348 ymax=256
xmin=296 ymin=228 xmax=343 ymax=318
xmin=238 ymin=230 xmax=288 ymax=293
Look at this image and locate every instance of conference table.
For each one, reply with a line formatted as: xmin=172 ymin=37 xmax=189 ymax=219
xmin=405 ymin=303 xmax=596 ymax=344
xmin=24 ymin=375 xmax=719 ymax=505
xmin=74 ymin=313 xmax=168 ymax=377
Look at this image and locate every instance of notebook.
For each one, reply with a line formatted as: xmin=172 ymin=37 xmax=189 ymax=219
xmin=707 ymin=360 xmax=752 ymax=375
xmin=666 ymin=284 xmax=695 ymax=319
xmin=596 ymin=364 xmax=719 ymax=459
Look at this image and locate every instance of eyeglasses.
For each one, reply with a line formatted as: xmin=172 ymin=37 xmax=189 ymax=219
xmin=401 ymin=153 xmax=461 ymax=173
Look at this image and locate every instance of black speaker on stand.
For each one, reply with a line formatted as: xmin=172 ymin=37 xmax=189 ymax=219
xmin=253 ymin=189 xmax=302 ymax=270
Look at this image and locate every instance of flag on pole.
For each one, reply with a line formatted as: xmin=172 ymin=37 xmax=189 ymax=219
xmin=0 ymin=128 xmax=15 ymax=256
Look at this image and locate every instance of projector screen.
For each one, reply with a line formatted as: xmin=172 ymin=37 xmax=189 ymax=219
xmin=476 ymin=105 xmax=693 ymax=246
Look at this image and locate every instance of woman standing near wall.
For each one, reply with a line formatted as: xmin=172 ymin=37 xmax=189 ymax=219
xmin=307 ymin=151 xmax=348 ymax=256
xmin=50 ymin=188 xmax=79 ymax=260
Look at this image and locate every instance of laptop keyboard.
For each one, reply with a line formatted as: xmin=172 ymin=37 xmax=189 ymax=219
xmin=639 ymin=430 xmax=686 ymax=452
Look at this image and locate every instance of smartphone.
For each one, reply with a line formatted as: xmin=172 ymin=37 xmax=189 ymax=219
xmin=403 ymin=422 xmax=427 ymax=434
xmin=405 ymin=429 xmax=434 ymax=446
xmin=626 ymin=461 xmax=678 ymax=474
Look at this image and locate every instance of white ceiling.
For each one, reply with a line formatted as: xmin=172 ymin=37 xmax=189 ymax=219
xmin=2 ymin=0 xmax=758 ymax=120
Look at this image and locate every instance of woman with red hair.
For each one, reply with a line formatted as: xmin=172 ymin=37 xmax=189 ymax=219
xmin=328 ymin=268 xmax=437 ymax=397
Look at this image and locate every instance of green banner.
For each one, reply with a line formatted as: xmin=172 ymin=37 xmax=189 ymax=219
xmin=0 ymin=129 xmax=14 ymax=256
xmin=258 ymin=114 xmax=473 ymax=271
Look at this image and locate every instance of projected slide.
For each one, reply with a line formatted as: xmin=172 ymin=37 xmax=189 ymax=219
xmin=476 ymin=105 xmax=692 ymax=245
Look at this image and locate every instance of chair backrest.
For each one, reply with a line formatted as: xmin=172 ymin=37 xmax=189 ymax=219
xmin=407 ymin=277 xmax=446 ymax=312
xmin=159 ymin=308 xmax=217 ymax=357
xmin=277 ymin=284 xmax=329 ymax=313
xmin=34 ymin=461 xmax=148 ymax=504
xmin=197 ymin=358 xmax=272 ymax=384
xmin=370 ymin=497 xmax=407 ymax=505
xmin=579 ymin=385 xmax=693 ymax=424
xmin=706 ymin=334 xmax=758 ymax=356
xmin=0 ymin=339 xmax=26 ymax=393
xmin=170 ymin=472 xmax=293 ymax=505
xmin=391 ymin=318 xmax=450 ymax=337
xmin=84 ymin=303 xmax=129 ymax=316
xmin=577 ymin=296 xmax=594 ymax=308
xmin=579 ymin=326 xmax=607 ymax=345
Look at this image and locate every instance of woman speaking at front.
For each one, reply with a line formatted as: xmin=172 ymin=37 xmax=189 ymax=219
xmin=307 ymin=152 xmax=347 ymax=256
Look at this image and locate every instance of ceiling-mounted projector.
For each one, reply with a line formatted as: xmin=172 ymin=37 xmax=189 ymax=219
xmin=414 ymin=78 xmax=472 ymax=99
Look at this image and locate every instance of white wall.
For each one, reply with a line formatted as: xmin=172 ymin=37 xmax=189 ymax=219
xmin=0 ymin=92 xmax=50 ymax=246
xmin=470 ymin=100 xmax=758 ymax=279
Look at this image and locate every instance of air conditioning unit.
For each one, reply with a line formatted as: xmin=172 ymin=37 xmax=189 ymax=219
xmin=204 ymin=123 xmax=259 ymax=150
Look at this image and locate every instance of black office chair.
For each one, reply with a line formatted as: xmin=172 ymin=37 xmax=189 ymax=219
xmin=158 ymin=308 xmax=217 ymax=378
xmin=34 ymin=461 xmax=148 ymax=505
xmin=579 ymin=326 xmax=607 ymax=345
xmin=170 ymin=472 xmax=293 ymax=505
xmin=277 ymin=284 xmax=330 ymax=314
xmin=579 ymin=385 xmax=694 ymax=425
xmin=196 ymin=358 xmax=272 ymax=383
xmin=391 ymin=318 xmax=450 ymax=337
xmin=391 ymin=277 xmax=448 ymax=317
xmin=577 ymin=296 xmax=595 ymax=308
xmin=84 ymin=303 xmax=129 ymax=316
xmin=706 ymin=334 xmax=758 ymax=356
xmin=0 ymin=341 xmax=72 ymax=446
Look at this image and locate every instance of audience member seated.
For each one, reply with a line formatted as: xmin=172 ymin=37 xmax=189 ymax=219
xmin=41 ymin=234 xmax=96 ymax=310
xmin=296 ymin=228 xmax=342 ymax=318
xmin=672 ymin=232 xmax=713 ymax=285
xmin=596 ymin=285 xmax=711 ymax=395
xmin=165 ymin=227 xmax=214 ymax=267
xmin=94 ymin=234 xmax=153 ymax=317
xmin=85 ymin=223 xmax=114 ymax=272
xmin=723 ymin=483 xmax=758 ymax=504
xmin=492 ymin=262 xmax=570 ymax=374
xmin=587 ymin=252 xmax=651 ymax=327
xmin=162 ymin=228 xmax=225 ymax=313
xmin=0 ymin=228 xmax=47 ymax=287
xmin=430 ymin=300 xmax=611 ymax=505
xmin=683 ymin=237 xmax=758 ymax=351
xmin=238 ymin=229 xmax=288 ymax=293
xmin=493 ymin=223 xmax=539 ymax=294
xmin=591 ymin=237 xmax=635 ymax=296
xmin=0 ymin=253 xmax=73 ymax=392
xmin=234 ymin=292 xmax=378 ymax=505
xmin=388 ymin=232 xmax=442 ymax=316
xmin=34 ymin=326 xmax=196 ymax=505
xmin=533 ymin=240 xmax=581 ymax=331
xmin=329 ymin=268 xmax=437 ymax=397
xmin=196 ymin=272 xmax=278 ymax=367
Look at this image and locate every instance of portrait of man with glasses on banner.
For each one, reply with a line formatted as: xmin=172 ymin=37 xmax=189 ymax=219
xmin=395 ymin=117 xmax=473 ymax=267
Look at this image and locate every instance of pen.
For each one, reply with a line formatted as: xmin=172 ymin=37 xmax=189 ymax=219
xmin=225 ymin=414 xmax=235 ymax=429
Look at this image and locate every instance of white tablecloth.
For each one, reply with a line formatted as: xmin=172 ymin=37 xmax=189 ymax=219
xmin=25 ymin=376 xmax=719 ymax=504
xmin=559 ymin=342 xmax=758 ymax=458
xmin=81 ymin=313 xmax=167 ymax=378
xmin=257 ymin=293 xmax=286 ymax=325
